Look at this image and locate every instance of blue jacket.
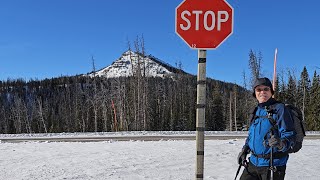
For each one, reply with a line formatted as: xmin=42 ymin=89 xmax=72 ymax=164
xmin=244 ymin=98 xmax=296 ymax=167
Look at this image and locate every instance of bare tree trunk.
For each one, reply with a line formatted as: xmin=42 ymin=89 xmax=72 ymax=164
xmin=12 ymin=96 xmax=23 ymax=133
xmin=127 ymin=44 xmax=138 ymax=130
xmin=1 ymin=106 xmax=9 ymax=133
xmin=101 ymin=101 xmax=108 ymax=131
xmin=302 ymin=84 xmax=306 ymax=122
xmin=234 ymin=90 xmax=237 ymax=131
xmin=21 ymin=98 xmax=32 ymax=134
xmin=92 ymin=56 xmax=98 ymax=132
xmin=37 ymin=99 xmax=48 ymax=133
xmin=101 ymin=80 xmax=111 ymax=131
xmin=111 ymin=99 xmax=117 ymax=131
xmin=140 ymin=35 xmax=148 ymax=130
xmin=229 ymin=93 xmax=232 ymax=131
xmin=242 ymin=70 xmax=254 ymax=127
xmin=118 ymin=82 xmax=128 ymax=131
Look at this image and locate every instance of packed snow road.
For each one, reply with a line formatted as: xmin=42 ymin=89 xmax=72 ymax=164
xmin=1 ymin=131 xmax=319 ymax=143
xmin=0 ymin=135 xmax=246 ymax=143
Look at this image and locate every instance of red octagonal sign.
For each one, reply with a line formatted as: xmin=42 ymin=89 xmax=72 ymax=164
xmin=176 ymin=0 xmax=233 ymax=49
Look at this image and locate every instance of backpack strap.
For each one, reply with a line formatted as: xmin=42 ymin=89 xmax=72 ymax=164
xmin=265 ymin=104 xmax=278 ymax=127
xmin=249 ymin=103 xmax=278 ymax=125
xmin=249 ymin=107 xmax=258 ymax=125
xmin=250 ymin=103 xmax=280 ymax=143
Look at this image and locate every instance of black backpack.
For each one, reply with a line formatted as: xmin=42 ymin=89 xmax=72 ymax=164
xmin=249 ymin=103 xmax=306 ymax=153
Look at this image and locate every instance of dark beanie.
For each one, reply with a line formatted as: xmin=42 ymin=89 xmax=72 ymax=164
xmin=252 ymin=77 xmax=274 ymax=98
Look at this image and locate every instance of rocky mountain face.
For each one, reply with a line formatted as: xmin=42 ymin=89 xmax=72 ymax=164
xmin=87 ymin=50 xmax=186 ymax=78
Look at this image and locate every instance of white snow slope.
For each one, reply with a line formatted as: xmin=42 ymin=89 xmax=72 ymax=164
xmin=0 ymin=131 xmax=319 ymax=180
xmin=88 ymin=51 xmax=174 ymax=78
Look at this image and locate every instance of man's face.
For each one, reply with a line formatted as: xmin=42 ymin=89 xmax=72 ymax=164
xmin=255 ymin=85 xmax=272 ymax=103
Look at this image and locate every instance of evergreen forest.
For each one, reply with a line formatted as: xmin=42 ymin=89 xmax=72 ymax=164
xmin=0 ymin=50 xmax=319 ymax=134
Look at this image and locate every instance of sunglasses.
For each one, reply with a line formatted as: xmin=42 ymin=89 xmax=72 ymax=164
xmin=255 ymin=87 xmax=270 ymax=92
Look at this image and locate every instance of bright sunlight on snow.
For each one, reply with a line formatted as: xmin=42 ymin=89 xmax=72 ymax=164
xmin=0 ymin=132 xmax=319 ymax=180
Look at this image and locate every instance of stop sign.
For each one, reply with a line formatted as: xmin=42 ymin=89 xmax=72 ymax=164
xmin=175 ymin=0 xmax=233 ymax=49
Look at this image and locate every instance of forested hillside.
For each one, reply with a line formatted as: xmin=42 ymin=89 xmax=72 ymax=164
xmin=0 ymin=74 xmax=250 ymax=134
xmin=1 ymin=50 xmax=319 ymax=134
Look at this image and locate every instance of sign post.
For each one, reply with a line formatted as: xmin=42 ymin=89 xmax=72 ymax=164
xmin=175 ymin=0 xmax=233 ymax=179
xmin=195 ymin=49 xmax=206 ymax=179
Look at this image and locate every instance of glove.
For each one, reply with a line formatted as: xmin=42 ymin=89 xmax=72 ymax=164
xmin=237 ymin=146 xmax=249 ymax=165
xmin=269 ymin=135 xmax=286 ymax=150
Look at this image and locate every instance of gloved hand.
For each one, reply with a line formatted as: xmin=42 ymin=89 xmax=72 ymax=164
xmin=237 ymin=146 xmax=249 ymax=165
xmin=269 ymin=135 xmax=285 ymax=150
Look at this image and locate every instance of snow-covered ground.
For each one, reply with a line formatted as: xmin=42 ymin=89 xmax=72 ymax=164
xmin=0 ymin=131 xmax=319 ymax=180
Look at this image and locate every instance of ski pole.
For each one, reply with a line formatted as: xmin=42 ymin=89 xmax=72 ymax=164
xmin=234 ymin=160 xmax=247 ymax=180
xmin=269 ymin=130 xmax=277 ymax=180
xmin=270 ymin=146 xmax=274 ymax=180
xmin=234 ymin=164 xmax=242 ymax=180
xmin=267 ymin=108 xmax=277 ymax=180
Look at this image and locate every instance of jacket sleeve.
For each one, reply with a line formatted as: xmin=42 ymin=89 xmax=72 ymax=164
xmin=243 ymin=126 xmax=251 ymax=150
xmin=275 ymin=104 xmax=296 ymax=152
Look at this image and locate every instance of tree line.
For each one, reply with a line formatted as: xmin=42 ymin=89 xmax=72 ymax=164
xmin=0 ymin=50 xmax=319 ymax=134
xmin=274 ymin=66 xmax=320 ymax=131
xmin=247 ymin=49 xmax=320 ymax=131
xmin=0 ymin=73 xmax=248 ymax=133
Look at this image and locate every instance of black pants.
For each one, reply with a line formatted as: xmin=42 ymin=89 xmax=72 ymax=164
xmin=240 ymin=162 xmax=286 ymax=180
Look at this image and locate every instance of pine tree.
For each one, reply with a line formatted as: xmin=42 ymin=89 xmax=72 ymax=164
xmin=285 ymin=71 xmax=297 ymax=105
xmin=297 ymin=66 xmax=311 ymax=122
xmin=306 ymin=71 xmax=320 ymax=130
xmin=277 ymin=70 xmax=286 ymax=103
xmin=206 ymin=85 xmax=224 ymax=130
xmin=248 ymin=49 xmax=262 ymax=87
xmin=273 ymin=76 xmax=280 ymax=99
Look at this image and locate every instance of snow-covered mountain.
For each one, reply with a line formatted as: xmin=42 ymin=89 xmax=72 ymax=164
xmin=87 ymin=50 xmax=187 ymax=78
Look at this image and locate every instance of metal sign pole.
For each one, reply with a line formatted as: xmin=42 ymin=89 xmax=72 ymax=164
xmin=195 ymin=49 xmax=206 ymax=180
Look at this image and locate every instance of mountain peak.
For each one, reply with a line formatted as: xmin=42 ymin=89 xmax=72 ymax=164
xmin=88 ymin=51 xmax=186 ymax=78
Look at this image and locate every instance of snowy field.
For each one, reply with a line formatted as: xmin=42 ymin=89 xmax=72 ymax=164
xmin=0 ymin=131 xmax=319 ymax=180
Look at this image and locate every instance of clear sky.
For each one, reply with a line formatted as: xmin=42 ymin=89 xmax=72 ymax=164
xmin=1 ymin=0 xmax=319 ymax=86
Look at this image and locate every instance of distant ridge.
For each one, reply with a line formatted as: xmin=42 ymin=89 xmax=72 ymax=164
xmin=146 ymin=54 xmax=187 ymax=75
xmin=87 ymin=50 xmax=189 ymax=78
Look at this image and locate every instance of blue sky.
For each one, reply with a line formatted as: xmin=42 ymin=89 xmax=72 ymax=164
xmin=1 ymin=0 xmax=319 ymax=86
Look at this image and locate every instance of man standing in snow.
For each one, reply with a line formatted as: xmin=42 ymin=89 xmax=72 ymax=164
xmin=237 ymin=77 xmax=296 ymax=180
